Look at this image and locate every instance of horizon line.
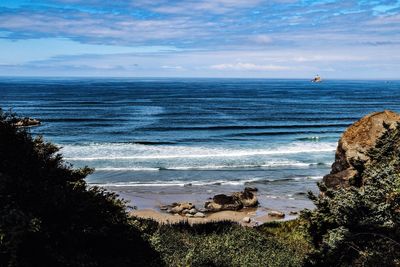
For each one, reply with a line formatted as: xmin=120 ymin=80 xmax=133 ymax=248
xmin=0 ymin=76 xmax=399 ymax=81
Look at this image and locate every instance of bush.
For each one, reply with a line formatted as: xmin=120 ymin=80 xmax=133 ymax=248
xmin=302 ymin=123 xmax=400 ymax=266
xmin=136 ymin=219 xmax=311 ymax=267
xmin=0 ymin=110 xmax=161 ymax=267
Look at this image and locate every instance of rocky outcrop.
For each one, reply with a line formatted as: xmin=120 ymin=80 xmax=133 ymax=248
xmin=161 ymin=202 xmax=207 ymax=218
xmin=13 ymin=117 xmax=41 ymax=127
xmin=205 ymin=187 xmax=258 ymax=212
xmin=323 ymin=110 xmax=400 ymax=189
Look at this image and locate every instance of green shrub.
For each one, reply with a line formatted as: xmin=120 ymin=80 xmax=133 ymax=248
xmin=0 ymin=110 xmax=161 ymax=267
xmin=135 ymin=219 xmax=310 ymax=267
xmin=302 ymin=123 xmax=400 ymax=267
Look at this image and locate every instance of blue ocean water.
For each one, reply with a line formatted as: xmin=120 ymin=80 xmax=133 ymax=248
xmin=1 ymin=78 xmax=399 ymax=209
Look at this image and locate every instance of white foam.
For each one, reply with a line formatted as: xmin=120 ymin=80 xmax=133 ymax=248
xmin=93 ymin=177 xmax=263 ymax=187
xmin=62 ymin=142 xmax=336 ymax=161
xmin=92 ymin=161 xmax=312 ymax=171
xmin=95 ymin=167 xmax=160 ymax=171
xmin=307 ymin=176 xmax=323 ymax=180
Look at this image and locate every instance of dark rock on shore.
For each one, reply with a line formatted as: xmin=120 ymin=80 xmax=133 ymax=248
xmin=205 ymin=194 xmax=243 ymax=211
xmin=323 ymin=110 xmax=400 ymax=189
xmin=205 ymin=187 xmax=259 ymax=212
xmin=13 ymin=117 xmax=41 ymax=127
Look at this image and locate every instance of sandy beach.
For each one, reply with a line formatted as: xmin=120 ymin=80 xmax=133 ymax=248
xmin=130 ymin=207 xmax=297 ymax=226
xmin=114 ymin=185 xmax=307 ymax=225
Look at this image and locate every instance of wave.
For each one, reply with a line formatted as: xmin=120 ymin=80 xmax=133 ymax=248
xmin=43 ymin=118 xmax=119 ymax=122
xmin=296 ymin=136 xmax=327 ymax=141
xmin=131 ymin=141 xmax=177 ymax=145
xmin=93 ymin=161 xmax=325 ymax=171
xmin=62 ymin=142 xmax=336 ymax=161
xmin=92 ymin=178 xmax=262 ymax=187
xmin=139 ymin=123 xmax=350 ymax=132
xmin=90 ymin=176 xmax=324 ymax=188
xmin=228 ymin=130 xmax=343 ymax=137
xmin=95 ymin=167 xmax=160 ymax=171
xmin=244 ymin=175 xmax=323 ymax=185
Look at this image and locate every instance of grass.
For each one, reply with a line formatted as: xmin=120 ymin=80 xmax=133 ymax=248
xmin=131 ymin=218 xmax=311 ymax=267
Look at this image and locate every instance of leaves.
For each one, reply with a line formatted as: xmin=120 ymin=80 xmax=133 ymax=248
xmin=0 ymin=109 xmax=161 ymax=267
xmin=303 ymin=123 xmax=400 ymax=266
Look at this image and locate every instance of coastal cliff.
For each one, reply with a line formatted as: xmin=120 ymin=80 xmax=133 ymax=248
xmin=323 ymin=110 xmax=400 ymax=188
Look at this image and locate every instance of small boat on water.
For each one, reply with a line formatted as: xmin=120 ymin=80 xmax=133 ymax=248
xmin=311 ymin=75 xmax=322 ymax=83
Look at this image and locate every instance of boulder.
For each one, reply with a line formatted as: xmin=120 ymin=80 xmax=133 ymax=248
xmin=188 ymin=208 xmax=197 ymax=215
xmin=323 ymin=110 xmax=400 ymax=189
xmin=244 ymin=187 xmax=258 ymax=192
xmin=235 ymin=187 xmax=259 ymax=207
xmin=242 ymin=216 xmax=251 ymax=223
xmin=13 ymin=117 xmax=41 ymax=127
xmin=205 ymin=188 xmax=258 ymax=212
xmin=170 ymin=202 xmax=194 ymax=214
xmin=193 ymin=212 xmax=205 ymax=218
xmin=159 ymin=205 xmax=169 ymax=211
xmin=205 ymin=194 xmax=243 ymax=211
xmin=182 ymin=209 xmax=190 ymax=214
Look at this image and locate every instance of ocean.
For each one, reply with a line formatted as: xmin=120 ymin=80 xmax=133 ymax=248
xmin=1 ymin=78 xmax=399 ymax=211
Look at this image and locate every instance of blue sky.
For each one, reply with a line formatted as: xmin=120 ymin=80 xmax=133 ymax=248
xmin=0 ymin=0 xmax=399 ymax=79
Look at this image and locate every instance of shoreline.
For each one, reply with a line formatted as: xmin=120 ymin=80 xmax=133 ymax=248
xmin=130 ymin=206 xmax=298 ymax=226
xmin=109 ymin=185 xmax=310 ymax=225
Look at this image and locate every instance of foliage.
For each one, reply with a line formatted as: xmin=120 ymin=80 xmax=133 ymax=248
xmin=0 ymin=110 xmax=161 ymax=267
xmin=131 ymin=219 xmax=311 ymax=267
xmin=302 ymin=123 xmax=400 ymax=267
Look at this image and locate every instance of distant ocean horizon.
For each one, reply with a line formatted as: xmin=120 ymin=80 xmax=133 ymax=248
xmin=2 ymin=78 xmax=399 ymax=210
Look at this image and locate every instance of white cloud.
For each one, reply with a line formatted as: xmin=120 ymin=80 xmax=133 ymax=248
xmin=249 ymin=34 xmax=273 ymax=45
xmin=141 ymin=0 xmax=262 ymax=14
xmin=210 ymin=62 xmax=291 ymax=71
xmin=161 ymin=65 xmax=184 ymax=70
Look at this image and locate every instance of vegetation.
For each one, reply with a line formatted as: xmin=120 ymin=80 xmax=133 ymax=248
xmin=132 ymin=218 xmax=310 ymax=267
xmin=2 ymin=109 xmax=400 ymax=267
xmin=302 ymin=122 xmax=400 ymax=266
xmin=0 ymin=110 xmax=161 ymax=266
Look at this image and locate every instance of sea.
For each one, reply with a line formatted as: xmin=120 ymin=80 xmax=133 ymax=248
xmin=1 ymin=78 xmax=399 ymax=212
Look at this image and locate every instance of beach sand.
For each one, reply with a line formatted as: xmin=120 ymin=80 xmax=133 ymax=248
xmin=130 ymin=207 xmax=297 ymax=226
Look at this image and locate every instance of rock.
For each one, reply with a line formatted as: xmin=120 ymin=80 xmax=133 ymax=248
xmin=289 ymin=211 xmax=298 ymax=215
xmin=242 ymin=216 xmax=251 ymax=223
xmin=205 ymin=188 xmax=258 ymax=212
xmin=236 ymin=187 xmax=258 ymax=207
xmin=197 ymin=208 xmax=208 ymax=213
xmin=170 ymin=206 xmax=183 ymax=213
xmin=188 ymin=208 xmax=197 ymax=215
xmin=185 ymin=213 xmax=194 ymax=218
xmin=193 ymin=212 xmax=205 ymax=218
xmin=182 ymin=209 xmax=190 ymax=214
xmin=13 ymin=117 xmax=41 ymax=127
xmin=205 ymin=194 xmax=243 ymax=212
xmin=159 ymin=205 xmax=169 ymax=211
xmin=244 ymin=187 xmax=258 ymax=192
xmin=268 ymin=211 xmax=285 ymax=218
xmin=170 ymin=202 xmax=194 ymax=214
xmin=323 ymin=110 xmax=400 ymax=189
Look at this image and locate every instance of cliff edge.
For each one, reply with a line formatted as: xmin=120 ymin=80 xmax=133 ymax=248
xmin=323 ymin=110 xmax=400 ymax=188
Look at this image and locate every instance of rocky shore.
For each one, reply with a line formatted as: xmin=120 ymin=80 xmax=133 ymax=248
xmin=129 ymin=110 xmax=400 ymax=227
xmin=12 ymin=117 xmax=41 ymax=127
xmin=130 ymin=187 xmax=290 ymax=225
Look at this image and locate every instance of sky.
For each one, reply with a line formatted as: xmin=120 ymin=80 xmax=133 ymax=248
xmin=0 ymin=0 xmax=399 ymax=79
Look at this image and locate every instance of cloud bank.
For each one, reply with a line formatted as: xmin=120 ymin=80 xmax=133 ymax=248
xmin=0 ymin=0 xmax=399 ymax=78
